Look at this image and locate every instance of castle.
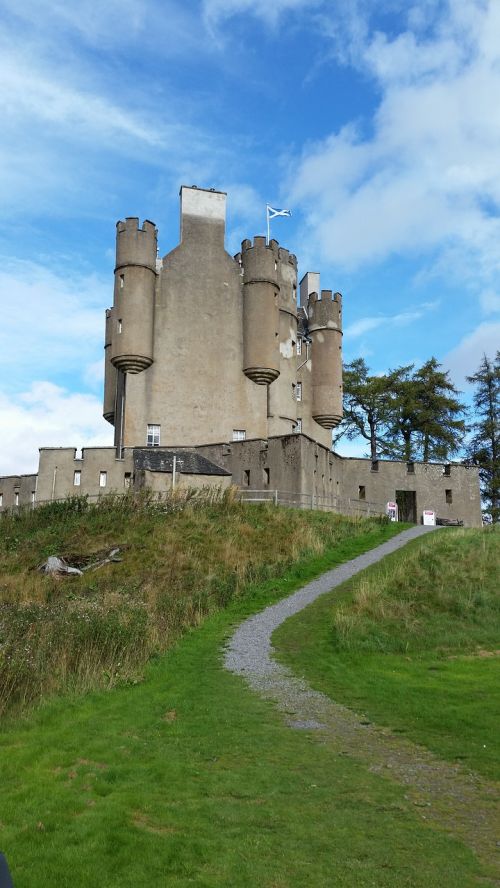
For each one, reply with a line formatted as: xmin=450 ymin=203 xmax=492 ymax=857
xmin=0 ymin=186 xmax=482 ymax=526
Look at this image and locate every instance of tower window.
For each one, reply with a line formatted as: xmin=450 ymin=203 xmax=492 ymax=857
xmin=14 ymin=490 xmax=19 ymax=506
xmin=233 ymin=429 xmax=246 ymax=441
xmin=117 ymin=318 xmax=122 ymax=333
xmin=263 ymin=467 xmax=270 ymax=485
xmin=73 ymin=470 xmax=81 ymax=486
xmin=445 ymin=489 xmax=453 ymax=504
xmin=0 ymin=494 xmax=3 ymax=507
xmin=296 ymin=382 xmax=302 ymax=402
xmin=147 ymin=424 xmax=161 ymax=446
xmin=99 ymin=471 xmax=107 ymax=488
xmin=358 ymin=485 xmax=366 ymax=500
xmin=294 ymin=418 xmax=302 ymax=433
xmin=119 ymin=274 xmax=124 ymax=289
xmin=297 ymin=338 xmax=302 ymax=355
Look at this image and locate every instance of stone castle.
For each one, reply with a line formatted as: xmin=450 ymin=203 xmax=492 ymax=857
xmin=0 ymin=186 xmax=482 ymax=526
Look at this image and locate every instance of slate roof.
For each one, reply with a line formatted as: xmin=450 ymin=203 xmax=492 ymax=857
xmin=133 ymin=449 xmax=231 ymax=476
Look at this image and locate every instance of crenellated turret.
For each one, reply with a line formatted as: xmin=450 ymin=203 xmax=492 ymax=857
xmin=111 ymin=218 xmax=157 ymax=374
xmin=308 ymin=290 xmax=343 ymax=429
xmin=240 ymin=236 xmax=280 ymax=385
xmin=103 ymin=307 xmax=117 ymax=424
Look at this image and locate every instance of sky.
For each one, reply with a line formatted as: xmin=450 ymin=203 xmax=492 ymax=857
xmin=1 ymin=0 xmax=499 ymax=475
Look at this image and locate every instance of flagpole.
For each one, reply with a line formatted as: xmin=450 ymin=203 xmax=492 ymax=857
xmin=266 ymin=206 xmax=270 ymax=245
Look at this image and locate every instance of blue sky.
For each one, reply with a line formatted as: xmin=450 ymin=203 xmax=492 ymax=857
xmin=1 ymin=0 xmax=499 ymax=474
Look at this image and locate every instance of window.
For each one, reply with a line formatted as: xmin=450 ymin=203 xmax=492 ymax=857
xmin=124 ymin=472 xmax=132 ymax=489
xmin=296 ymin=382 xmax=302 ymax=402
xmin=0 ymin=493 xmax=3 ymax=507
xmin=263 ymin=468 xmax=270 ymax=485
xmin=243 ymin=469 xmax=250 ymax=486
xmin=14 ymin=490 xmax=19 ymax=506
xmin=117 ymin=318 xmax=122 ymax=333
xmin=407 ymin=462 xmax=415 ymax=474
xmin=147 ymin=424 xmax=161 ymax=446
xmin=99 ymin=471 xmax=107 ymax=488
xmin=233 ymin=429 xmax=246 ymax=441
xmin=358 ymin=485 xmax=366 ymax=500
xmin=297 ymin=338 xmax=302 ymax=356
xmin=119 ymin=274 xmax=124 ymax=289
xmin=444 ymin=464 xmax=451 ymax=476
xmin=445 ymin=489 xmax=453 ymax=504
xmin=73 ymin=470 xmax=81 ymax=486
xmin=294 ymin=418 xmax=302 ymax=433
xmin=31 ymin=492 xmax=36 ymax=504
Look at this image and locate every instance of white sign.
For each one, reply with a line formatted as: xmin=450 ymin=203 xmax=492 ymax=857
xmin=422 ymin=510 xmax=436 ymax=526
xmin=386 ymin=501 xmax=398 ymax=522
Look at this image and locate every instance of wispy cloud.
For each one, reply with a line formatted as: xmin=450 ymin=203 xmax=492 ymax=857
xmin=0 ymin=382 xmax=111 ymax=476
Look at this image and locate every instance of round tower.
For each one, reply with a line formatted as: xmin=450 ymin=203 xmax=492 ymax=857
xmin=103 ymin=307 xmax=117 ymax=424
xmin=309 ymin=291 xmax=343 ymax=428
xmin=111 ymin=218 xmax=157 ymax=374
xmin=241 ymin=236 xmax=280 ymax=385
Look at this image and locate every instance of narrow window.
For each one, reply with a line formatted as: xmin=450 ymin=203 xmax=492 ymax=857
xmin=263 ymin=468 xmax=270 ymax=485
xmin=444 ymin=464 xmax=451 ymax=476
xmin=296 ymin=338 xmax=302 ymax=355
xmin=124 ymin=472 xmax=132 ymax=489
xmin=407 ymin=461 xmax=415 ymax=474
xmin=296 ymin=382 xmax=302 ymax=402
xmin=243 ymin=469 xmax=250 ymax=486
xmin=14 ymin=490 xmax=19 ymax=506
xmin=31 ymin=491 xmax=36 ymax=504
xmin=0 ymin=493 xmax=3 ymax=507
xmin=99 ymin=471 xmax=107 ymax=488
xmin=358 ymin=485 xmax=366 ymax=500
xmin=147 ymin=424 xmax=161 ymax=446
xmin=371 ymin=460 xmax=379 ymax=472
xmin=117 ymin=318 xmax=122 ymax=333
xmin=294 ymin=418 xmax=302 ymax=433
xmin=233 ymin=429 xmax=246 ymax=442
xmin=119 ymin=274 xmax=124 ymax=289
xmin=445 ymin=489 xmax=453 ymax=504
xmin=73 ymin=470 xmax=81 ymax=487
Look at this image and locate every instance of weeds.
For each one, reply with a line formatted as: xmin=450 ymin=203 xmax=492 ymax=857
xmin=0 ymin=488 xmax=392 ymax=715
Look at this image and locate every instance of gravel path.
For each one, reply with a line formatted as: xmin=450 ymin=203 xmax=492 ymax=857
xmin=224 ymin=525 xmax=500 ymax=879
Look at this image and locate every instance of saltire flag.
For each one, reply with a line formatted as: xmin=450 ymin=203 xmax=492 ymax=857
xmin=267 ymin=205 xmax=292 ymax=220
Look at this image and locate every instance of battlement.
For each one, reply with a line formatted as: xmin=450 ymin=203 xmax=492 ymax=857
xmin=117 ymin=218 xmax=157 ymax=235
xmin=308 ymin=290 xmax=342 ymax=329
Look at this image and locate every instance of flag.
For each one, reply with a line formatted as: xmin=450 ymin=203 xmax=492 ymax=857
xmin=267 ymin=205 xmax=292 ymax=220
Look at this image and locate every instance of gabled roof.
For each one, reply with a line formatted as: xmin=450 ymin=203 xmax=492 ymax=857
xmin=133 ymin=449 xmax=231 ymax=476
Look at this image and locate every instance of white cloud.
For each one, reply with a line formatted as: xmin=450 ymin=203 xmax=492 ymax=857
xmin=287 ymin=0 xmax=500 ymax=301
xmin=0 ymin=260 xmax=107 ymax=384
xmin=345 ymin=306 xmax=432 ymax=338
xmin=203 ymin=0 xmax=321 ymax=29
xmin=444 ymin=321 xmax=500 ymax=388
xmin=0 ymin=382 xmax=111 ymax=476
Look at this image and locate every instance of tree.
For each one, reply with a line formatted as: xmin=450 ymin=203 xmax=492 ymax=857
xmin=408 ymin=358 xmax=466 ymax=462
xmin=467 ymin=352 xmax=500 ymax=523
xmin=334 ymin=358 xmax=402 ymax=460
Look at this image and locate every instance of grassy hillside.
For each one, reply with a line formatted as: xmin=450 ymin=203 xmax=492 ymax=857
xmin=274 ymin=526 xmax=500 ymax=779
xmin=0 ymin=490 xmax=400 ymax=716
xmin=0 ymin=524 xmax=491 ymax=888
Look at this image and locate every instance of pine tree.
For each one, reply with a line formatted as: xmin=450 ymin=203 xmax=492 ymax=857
xmin=467 ymin=352 xmax=500 ymax=523
xmin=412 ymin=358 xmax=467 ymax=462
xmin=334 ymin=358 xmax=401 ymax=461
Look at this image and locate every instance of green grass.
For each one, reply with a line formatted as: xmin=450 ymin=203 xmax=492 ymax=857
xmin=0 ymin=539 xmax=489 ymax=887
xmin=0 ymin=490 xmax=401 ymax=716
xmin=274 ymin=527 xmax=500 ymax=780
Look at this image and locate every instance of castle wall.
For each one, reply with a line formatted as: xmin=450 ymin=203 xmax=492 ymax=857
xmin=339 ymin=457 xmax=482 ymax=527
xmin=0 ymin=474 xmax=37 ymax=511
xmin=36 ymin=448 xmax=134 ymax=502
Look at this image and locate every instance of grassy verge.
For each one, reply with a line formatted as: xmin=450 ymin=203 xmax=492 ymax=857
xmin=274 ymin=527 xmax=500 ymax=780
xmin=0 ymin=536 xmax=489 ymax=887
xmin=0 ymin=490 xmax=400 ymax=715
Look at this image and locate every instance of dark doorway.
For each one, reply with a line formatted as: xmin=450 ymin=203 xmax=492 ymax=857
xmin=396 ymin=490 xmax=417 ymax=523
